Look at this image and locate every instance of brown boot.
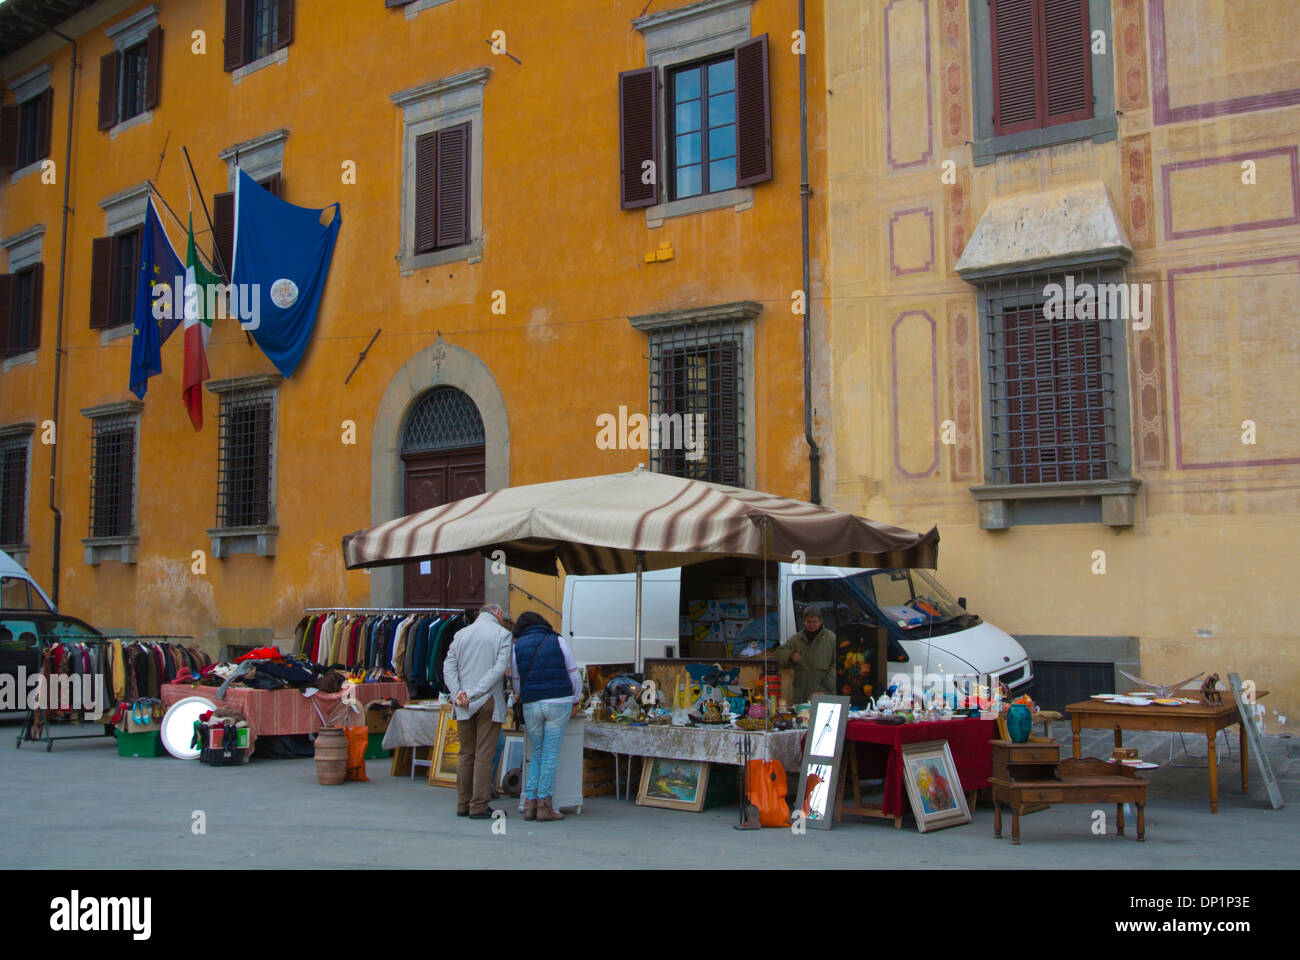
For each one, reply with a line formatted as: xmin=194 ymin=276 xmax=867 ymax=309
xmin=524 ymin=798 xmax=538 ymax=821
xmin=536 ymin=797 xmax=565 ymax=822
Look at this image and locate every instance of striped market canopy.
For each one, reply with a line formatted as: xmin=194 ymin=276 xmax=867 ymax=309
xmin=342 ymin=468 xmax=938 ymax=576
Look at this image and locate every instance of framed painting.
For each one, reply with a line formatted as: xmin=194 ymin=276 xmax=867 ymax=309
xmin=636 ymin=757 xmax=710 ymax=811
xmin=900 ymin=739 xmax=972 ymax=833
xmin=428 ymin=711 xmax=460 ymax=787
xmin=497 ymin=729 xmax=525 ymax=789
xmin=793 ymin=693 xmax=851 ymax=830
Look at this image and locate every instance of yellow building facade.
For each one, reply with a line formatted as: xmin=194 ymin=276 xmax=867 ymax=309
xmin=1 ymin=1 xmax=826 ymax=644
xmin=823 ymin=0 xmax=1299 ymax=723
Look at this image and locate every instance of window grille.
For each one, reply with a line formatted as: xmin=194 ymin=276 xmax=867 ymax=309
xmin=647 ymin=320 xmax=744 ymax=486
xmin=402 ymin=387 xmax=485 ymax=453
xmin=982 ymin=269 xmax=1118 ymax=485
xmin=217 ymin=389 xmax=274 ymax=528
xmin=9 ymin=269 xmax=36 ymax=355
xmin=0 ymin=437 xmax=28 ymax=546
xmin=89 ymin=416 xmax=135 ymax=538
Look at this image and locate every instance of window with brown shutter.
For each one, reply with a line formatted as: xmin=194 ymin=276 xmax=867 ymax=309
xmin=0 ymin=275 xmax=12 ymax=357
xmin=224 ymin=0 xmax=245 ymax=72
xmin=619 ymin=67 xmax=658 ymax=209
xmin=734 ymin=35 xmax=771 ymax=187
xmin=991 ymin=0 xmax=1092 ymax=136
xmin=0 ymin=105 xmax=18 ymax=170
xmin=227 ymin=0 xmax=293 ymax=71
xmin=413 ymin=123 xmax=471 ymax=253
xmin=98 ymin=51 xmax=121 ymax=130
xmin=89 ymin=236 xmax=114 ymax=329
xmin=5 ymin=264 xmax=43 ymax=355
xmin=144 ymin=28 xmax=163 ymax=111
xmin=37 ymin=88 xmax=53 ymax=163
xmin=212 ymin=192 xmax=235 ymax=280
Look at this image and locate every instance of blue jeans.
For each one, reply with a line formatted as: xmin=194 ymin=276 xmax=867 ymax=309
xmin=523 ymin=700 xmax=570 ymax=800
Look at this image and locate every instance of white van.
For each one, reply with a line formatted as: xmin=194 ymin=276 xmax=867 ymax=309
xmin=561 ymin=563 xmax=1032 ymax=694
xmin=0 ymin=549 xmax=55 ymax=613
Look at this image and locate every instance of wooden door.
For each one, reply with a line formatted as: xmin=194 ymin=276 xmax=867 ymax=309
xmin=402 ymin=447 xmax=486 ymax=609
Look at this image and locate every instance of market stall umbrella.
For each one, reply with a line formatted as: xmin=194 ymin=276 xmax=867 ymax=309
xmin=341 ymin=467 xmax=939 ymax=668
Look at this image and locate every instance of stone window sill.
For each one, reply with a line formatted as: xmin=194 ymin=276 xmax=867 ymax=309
xmin=972 ymin=115 xmax=1118 ymax=167
xmin=110 ymin=110 xmax=153 ymax=140
xmin=645 ymin=186 xmax=753 ymax=228
xmin=83 ymin=535 xmax=139 ymax=565
xmin=208 ymin=525 xmax=278 ymax=558
xmin=970 ymin=478 xmax=1140 ymax=529
xmin=101 ymin=324 xmax=133 ymax=345
xmin=400 ymin=238 xmax=483 ymax=275
xmin=2 ymin=350 xmax=38 ymax=372
xmin=404 ymin=0 xmax=455 ymax=19
xmin=9 ymin=158 xmax=46 ymax=185
xmin=232 ymin=47 xmax=289 ymax=85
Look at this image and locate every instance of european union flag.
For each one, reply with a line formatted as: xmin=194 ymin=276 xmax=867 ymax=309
xmin=128 ymin=196 xmax=184 ymax=399
xmin=233 ymin=169 xmax=342 ymax=378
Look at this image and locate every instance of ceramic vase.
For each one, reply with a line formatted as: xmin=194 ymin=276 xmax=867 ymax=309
xmin=1006 ymin=704 xmax=1033 ymax=743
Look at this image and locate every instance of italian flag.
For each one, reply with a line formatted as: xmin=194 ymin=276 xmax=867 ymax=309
xmin=181 ymin=216 xmax=219 ymax=431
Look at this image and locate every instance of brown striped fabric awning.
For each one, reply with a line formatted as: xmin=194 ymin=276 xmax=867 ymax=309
xmin=341 ymin=468 xmax=939 ymax=576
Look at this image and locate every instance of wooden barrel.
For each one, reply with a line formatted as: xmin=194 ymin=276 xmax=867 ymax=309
xmin=314 ymin=727 xmax=348 ymax=785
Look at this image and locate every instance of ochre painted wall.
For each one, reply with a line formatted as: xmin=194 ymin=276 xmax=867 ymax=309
xmin=824 ymin=0 xmax=1300 ymax=727
xmin=0 ymin=1 xmax=827 ymax=645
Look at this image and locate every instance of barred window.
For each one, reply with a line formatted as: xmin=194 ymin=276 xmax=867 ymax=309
xmin=982 ymin=269 xmax=1119 ymax=485
xmin=119 ymin=41 xmax=148 ymax=122
xmin=247 ymin=0 xmax=281 ymax=63
xmin=0 ymin=436 xmax=29 ymax=547
xmin=402 ymin=387 xmax=484 ymax=453
xmin=217 ymin=389 xmax=275 ymax=528
xmin=89 ymin=416 xmax=136 ymax=538
xmin=647 ymin=320 xmax=745 ymax=486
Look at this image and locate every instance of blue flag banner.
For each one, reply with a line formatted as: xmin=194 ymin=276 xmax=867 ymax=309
xmin=129 ymin=196 xmax=185 ymax=399
xmin=232 ymin=169 xmax=342 ymax=378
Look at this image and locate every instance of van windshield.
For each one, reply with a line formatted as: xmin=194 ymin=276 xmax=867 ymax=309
xmin=849 ymin=569 xmax=978 ymax=634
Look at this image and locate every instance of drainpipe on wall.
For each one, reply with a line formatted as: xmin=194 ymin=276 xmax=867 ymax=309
xmin=15 ymin=16 xmax=78 ymax=607
xmin=798 ymin=0 xmax=821 ymax=504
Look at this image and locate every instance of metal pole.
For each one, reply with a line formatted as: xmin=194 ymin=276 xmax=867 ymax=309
xmin=634 ymin=550 xmax=645 ymax=673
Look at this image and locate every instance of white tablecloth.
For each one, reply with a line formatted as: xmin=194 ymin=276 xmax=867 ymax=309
xmin=583 ymin=721 xmax=804 ymax=770
xmin=381 ymin=706 xmax=448 ymax=750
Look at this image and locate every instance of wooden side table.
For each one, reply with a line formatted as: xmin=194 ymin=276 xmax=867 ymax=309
xmin=991 ymin=758 xmax=1148 ymax=844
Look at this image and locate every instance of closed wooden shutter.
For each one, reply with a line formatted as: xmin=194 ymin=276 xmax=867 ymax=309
xmin=25 ymin=264 xmax=42 ymax=352
xmin=714 ymin=341 xmax=740 ymax=485
xmin=1042 ymin=0 xmax=1092 ymax=125
xmin=277 ymin=0 xmax=294 ymax=49
xmin=38 ymin=89 xmax=54 ymax=160
xmin=98 ymin=51 xmax=121 ymax=130
xmin=0 ymin=105 xmax=17 ymax=169
xmin=212 ymin=192 xmax=235 ymax=280
xmin=434 ymin=123 xmax=470 ymax=249
xmin=144 ymin=27 xmax=163 ymax=111
xmin=224 ymin=0 xmax=246 ymax=71
xmin=0 ymin=275 xmax=12 ymax=357
xmin=618 ymin=67 xmax=658 ymax=209
xmin=89 ymin=237 xmax=114 ymax=329
xmin=413 ymin=132 xmax=437 ymax=253
xmin=991 ymin=0 xmax=1038 ymax=135
xmin=734 ymin=34 xmax=772 ymax=187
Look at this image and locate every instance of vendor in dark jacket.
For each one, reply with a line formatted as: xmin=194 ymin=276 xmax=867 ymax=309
xmin=776 ymin=605 xmax=837 ymax=703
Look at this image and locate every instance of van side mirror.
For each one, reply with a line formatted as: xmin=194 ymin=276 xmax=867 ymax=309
xmin=957 ymin=597 xmax=967 ymax=609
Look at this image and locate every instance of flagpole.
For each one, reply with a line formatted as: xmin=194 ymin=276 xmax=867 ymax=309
xmin=180 ymin=145 xmax=252 ymax=346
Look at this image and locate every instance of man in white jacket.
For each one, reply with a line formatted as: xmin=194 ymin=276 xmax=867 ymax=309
xmin=443 ymin=603 xmax=512 ymax=819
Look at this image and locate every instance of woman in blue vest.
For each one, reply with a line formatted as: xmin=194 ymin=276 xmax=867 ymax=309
xmin=509 ymin=612 xmax=583 ymax=822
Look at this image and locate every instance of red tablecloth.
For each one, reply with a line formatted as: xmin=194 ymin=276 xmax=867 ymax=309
xmin=845 ymin=718 xmax=996 ymax=816
xmin=161 ymin=682 xmax=408 ymax=746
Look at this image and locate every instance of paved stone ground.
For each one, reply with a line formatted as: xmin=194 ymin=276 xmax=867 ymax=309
xmin=1 ymin=718 xmax=1295 ymax=869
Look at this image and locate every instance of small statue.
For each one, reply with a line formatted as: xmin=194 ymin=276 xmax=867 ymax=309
xmin=1200 ymin=673 xmax=1222 ymax=705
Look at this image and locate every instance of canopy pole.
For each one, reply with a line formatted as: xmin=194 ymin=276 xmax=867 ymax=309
xmin=634 ymin=550 xmax=645 ymax=674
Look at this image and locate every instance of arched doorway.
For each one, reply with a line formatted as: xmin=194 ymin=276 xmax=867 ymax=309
xmin=400 ymin=387 xmax=486 ymax=608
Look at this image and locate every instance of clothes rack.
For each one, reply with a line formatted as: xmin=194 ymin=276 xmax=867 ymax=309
xmin=17 ymin=635 xmax=197 ymax=751
xmin=295 ymin=609 xmax=470 ymax=688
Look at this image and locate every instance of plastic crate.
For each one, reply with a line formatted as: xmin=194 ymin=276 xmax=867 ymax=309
xmin=117 ymin=730 xmax=166 ymax=758
xmin=364 ymin=732 xmax=391 ymax=760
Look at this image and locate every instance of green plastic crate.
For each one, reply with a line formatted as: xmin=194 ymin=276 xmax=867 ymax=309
xmin=364 ymin=733 xmax=391 ymax=760
xmin=117 ymin=730 xmax=166 ymax=758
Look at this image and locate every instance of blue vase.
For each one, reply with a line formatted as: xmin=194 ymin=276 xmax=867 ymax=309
xmin=1007 ymin=704 xmax=1033 ymax=743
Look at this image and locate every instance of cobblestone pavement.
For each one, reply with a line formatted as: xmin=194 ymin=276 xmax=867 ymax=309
xmin=1 ymin=718 xmax=1294 ymax=869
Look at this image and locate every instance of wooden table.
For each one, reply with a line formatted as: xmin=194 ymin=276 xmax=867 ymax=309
xmin=991 ymin=757 xmax=1147 ymax=844
xmin=1066 ymin=693 xmax=1266 ymax=813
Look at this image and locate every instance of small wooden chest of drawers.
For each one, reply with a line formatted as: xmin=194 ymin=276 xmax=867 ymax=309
xmin=990 ymin=739 xmax=1061 ymax=782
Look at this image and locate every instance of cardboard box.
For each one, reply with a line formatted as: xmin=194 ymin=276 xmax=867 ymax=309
xmin=692 ymin=641 xmax=729 ymax=660
xmin=207 ymin=726 xmax=250 ymax=750
xmin=365 ymin=703 xmax=395 ymax=735
xmin=723 ymin=619 xmax=748 ymax=640
xmin=679 ymin=616 xmax=693 ymax=636
xmin=687 ymin=600 xmax=718 ymax=622
xmin=692 ymin=621 xmax=723 ymax=643
xmin=124 ymin=714 xmax=160 ymax=734
xmin=717 ymin=598 xmax=749 ymax=620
